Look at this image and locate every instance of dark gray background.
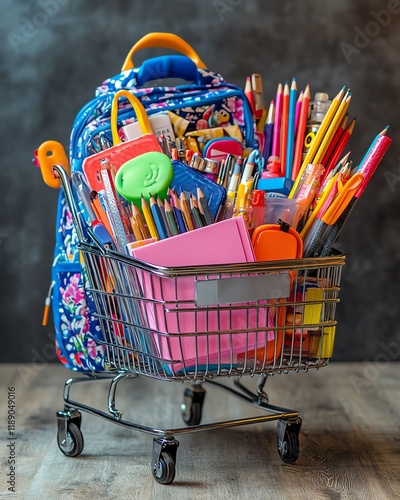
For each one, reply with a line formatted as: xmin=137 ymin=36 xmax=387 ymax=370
xmin=1 ymin=0 xmax=399 ymax=363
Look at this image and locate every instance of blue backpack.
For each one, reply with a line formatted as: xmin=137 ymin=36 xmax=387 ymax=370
xmin=46 ymin=33 xmax=256 ymax=372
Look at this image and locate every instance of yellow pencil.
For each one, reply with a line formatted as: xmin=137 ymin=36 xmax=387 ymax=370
xmin=130 ymin=215 xmax=143 ymax=241
xmin=132 ymin=204 xmax=150 ymax=239
xmin=289 ymin=86 xmax=346 ymax=198
xmin=141 ymin=196 xmax=159 ymax=240
xmin=312 ymin=91 xmax=352 ymax=165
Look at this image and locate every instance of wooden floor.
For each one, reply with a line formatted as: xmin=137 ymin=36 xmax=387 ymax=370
xmin=1 ymin=362 xmax=399 ymax=499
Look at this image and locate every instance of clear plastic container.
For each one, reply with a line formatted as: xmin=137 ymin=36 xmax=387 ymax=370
xmin=250 ymin=193 xmax=307 ymax=230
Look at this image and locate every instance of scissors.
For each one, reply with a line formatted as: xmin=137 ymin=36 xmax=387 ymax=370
xmin=321 ymin=172 xmax=363 ymax=225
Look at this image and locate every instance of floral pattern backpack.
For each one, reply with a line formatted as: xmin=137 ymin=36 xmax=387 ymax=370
xmin=47 ymin=33 xmax=256 ymax=372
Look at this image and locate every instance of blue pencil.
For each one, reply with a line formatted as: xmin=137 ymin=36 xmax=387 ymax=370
xmin=263 ymin=100 xmax=274 ymax=162
xmin=171 ymin=190 xmax=187 ymax=233
xmin=285 ymin=78 xmax=297 ymax=179
xmin=149 ymin=194 xmax=168 ymax=239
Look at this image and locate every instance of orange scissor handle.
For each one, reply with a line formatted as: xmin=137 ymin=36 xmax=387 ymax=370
xmin=121 ymin=32 xmax=207 ymax=71
xmin=37 ymin=140 xmax=70 ymax=188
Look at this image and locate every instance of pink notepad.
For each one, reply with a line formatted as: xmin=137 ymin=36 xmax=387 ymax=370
xmin=131 ymin=216 xmax=255 ymax=267
xmin=131 ymin=217 xmax=273 ymax=372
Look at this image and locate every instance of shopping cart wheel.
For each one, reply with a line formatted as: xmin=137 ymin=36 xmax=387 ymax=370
xmin=277 ymin=417 xmax=302 ymax=464
xmin=152 ymin=437 xmax=179 ymax=485
xmin=181 ymin=386 xmax=206 ymax=426
xmin=56 ymin=409 xmax=84 ymax=458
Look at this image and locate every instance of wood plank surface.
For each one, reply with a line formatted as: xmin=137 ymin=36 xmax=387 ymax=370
xmin=0 ymin=363 xmax=399 ymax=499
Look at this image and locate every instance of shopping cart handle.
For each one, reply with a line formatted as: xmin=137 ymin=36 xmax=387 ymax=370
xmin=37 ymin=140 xmax=70 ymax=188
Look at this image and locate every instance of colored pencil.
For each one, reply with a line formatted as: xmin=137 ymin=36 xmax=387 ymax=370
xmin=149 ymin=194 xmax=168 ymax=239
xmin=197 ymin=187 xmax=214 ymax=225
xmin=179 ymin=192 xmax=195 ymax=231
xmin=245 ymin=76 xmax=256 ymax=115
xmin=190 ymin=194 xmax=204 ymax=229
xmin=294 ymin=91 xmax=303 ymax=135
xmin=290 ymin=86 xmax=346 ymax=198
xmin=132 ymin=203 xmax=150 ymax=239
xmin=141 ymin=196 xmax=158 ymax=240
xmin=321 ymin=114 xmax=348 ymax=168
xmin=271 ymin=83 xmax=283 ymax=158
xmin=130 ymin=215 xmax=143 ymax=241
xmin=262 ymin=100 xmax=274 ymax=162
xmin=323 ymin=118 xmax=356 ymax=181
xmin=156 ymin=195 xmax=171 ymax=237
xmin=164 ymin=198 xmax=179 ymax=236
xmin=280 ymin=82 xmax=290 ymax=175
xmin=170 ymin=189 xmax=187 ymax=234
xmin=313 ymin=91 xmax=352 ymax=165
xmin=285 ymin=78 xmax=297 ymax=179
xmin=292 ymin=84 xmax=310 ymax=182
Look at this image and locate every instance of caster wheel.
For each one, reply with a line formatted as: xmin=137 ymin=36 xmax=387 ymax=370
xmin=277 ymin=418 xmax=301 ymax=464
xmin=152 ymin=437 xmax=179 ymax=485
xmin=57 ymin=410 xmax=84 ymax=457
xmin=181 ymin=386 xmax=205 ymax=426
xmin=152 ymin=451 xmax=176 ymax=485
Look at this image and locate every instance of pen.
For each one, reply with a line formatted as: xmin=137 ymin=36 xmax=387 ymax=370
xmin=227 ymin=157 xmax=242 ymax=193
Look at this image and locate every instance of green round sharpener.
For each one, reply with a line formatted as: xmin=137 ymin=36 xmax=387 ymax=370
xmin=115 ymin=151 xmax=174 ymax=207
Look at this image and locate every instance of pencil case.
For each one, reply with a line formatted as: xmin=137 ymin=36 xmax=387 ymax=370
xmin=171 ymin=160 xmax=227 ymax=220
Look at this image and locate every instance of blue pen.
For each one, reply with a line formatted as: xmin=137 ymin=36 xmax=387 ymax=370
xmin=285 ymin=78 xmax=297 ymax=179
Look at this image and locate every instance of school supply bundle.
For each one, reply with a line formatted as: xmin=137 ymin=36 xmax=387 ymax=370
xmin=35 ymin=31 xmax=374 ymax=484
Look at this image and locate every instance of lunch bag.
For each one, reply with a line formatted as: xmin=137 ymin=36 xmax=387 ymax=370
xmin=48 ymin=32 xmax=256 ymax=372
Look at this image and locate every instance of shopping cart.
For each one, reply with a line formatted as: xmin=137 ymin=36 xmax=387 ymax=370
xmin=46 ymin=164 xmax=345 ymax=485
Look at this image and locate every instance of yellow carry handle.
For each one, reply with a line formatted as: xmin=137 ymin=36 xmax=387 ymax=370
xmin=110 ymin=89 xmax=153 ymax=145
xmin=121 ymin=32 xmax=207 ymax=71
